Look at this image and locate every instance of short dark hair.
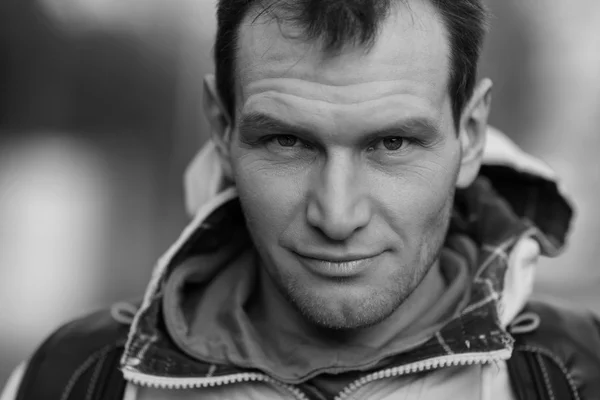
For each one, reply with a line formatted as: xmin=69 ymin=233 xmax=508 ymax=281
xmin=214 ymin=0 xmax=488 ymax=129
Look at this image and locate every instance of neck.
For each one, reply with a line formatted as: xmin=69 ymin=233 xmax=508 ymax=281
xmin=253 ymin=259 xmax=446 ymax=348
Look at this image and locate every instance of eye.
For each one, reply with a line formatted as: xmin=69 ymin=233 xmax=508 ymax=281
xmin=381 ymin=137 xmax=405 ymax=151
xmin=264 ymin=134 xmax=314 ymax=155
xmin=276 ymin=135 xmax=298 ymax=147
xmin=368 ymin=137 xmax=410 ymax=152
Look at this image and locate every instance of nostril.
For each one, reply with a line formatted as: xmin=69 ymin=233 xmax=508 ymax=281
xmin=306 ymin=194 xmax=372 ymax=241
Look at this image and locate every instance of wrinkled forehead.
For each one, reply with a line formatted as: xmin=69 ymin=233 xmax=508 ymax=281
xmin=233 ymin=0 xmax=451 ymax=116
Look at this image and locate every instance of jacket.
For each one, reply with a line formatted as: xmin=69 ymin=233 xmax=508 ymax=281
xmin=3 ymin=128 xmax=596 ymax=400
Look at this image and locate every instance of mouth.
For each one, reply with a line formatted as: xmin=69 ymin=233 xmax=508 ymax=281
xmin=293 ymin=251 xmax=382 ymax=279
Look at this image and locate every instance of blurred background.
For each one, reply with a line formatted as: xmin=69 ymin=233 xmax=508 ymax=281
xmin=1 ymin=0 xmax=599 ymax=386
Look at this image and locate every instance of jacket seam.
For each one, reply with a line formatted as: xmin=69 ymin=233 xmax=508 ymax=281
xmin=535 ymin=353 xmax=555 ymax=400
xmin=85 ymin=352 xmax=108 ymax=400
xmin=60 ymin=344 xmax=121 ymax=400
xmin=516 ymin=345 xmax=580 ymax=400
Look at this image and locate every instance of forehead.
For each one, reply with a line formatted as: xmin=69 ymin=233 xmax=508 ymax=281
xmin=235 ymin=0 xmax=451 ymax=118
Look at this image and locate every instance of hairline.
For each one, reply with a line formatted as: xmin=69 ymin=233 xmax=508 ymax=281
xmin=221 ymin=0 xmax=479 ymax=131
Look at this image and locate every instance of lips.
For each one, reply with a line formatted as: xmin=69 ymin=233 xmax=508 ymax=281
xmin=294 ymin=252 xmax=382 ymax=278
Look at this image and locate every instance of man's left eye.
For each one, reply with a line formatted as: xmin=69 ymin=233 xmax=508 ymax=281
xmin=369 ymin=137 xmax=409 ymax=152
xmin=381 ymin=137 xmax=405 ymax=151
xmin=275 ymin=135 xmax=298 ymax=147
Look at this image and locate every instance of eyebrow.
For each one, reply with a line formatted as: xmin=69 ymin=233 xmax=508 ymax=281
xmin=238 ymin=112 xmax=441 ymax=140
xmin=239 ymin=112 xmax=313 ymax=137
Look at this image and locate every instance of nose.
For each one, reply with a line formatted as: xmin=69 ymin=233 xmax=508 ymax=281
xmin=306 ymin=153 xmax=372 ymax=241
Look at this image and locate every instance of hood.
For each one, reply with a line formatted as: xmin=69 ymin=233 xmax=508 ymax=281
xmin=120 ymin=127 xmax=574 ymax=383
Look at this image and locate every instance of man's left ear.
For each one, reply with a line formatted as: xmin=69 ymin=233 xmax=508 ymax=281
xmin=456 ymin=78 xmax=493 ymax=189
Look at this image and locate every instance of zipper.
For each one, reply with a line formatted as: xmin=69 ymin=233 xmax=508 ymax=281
xmin=334 ymin=348 xmax=511 ymax=400
xmin=123 ymin=348 xmax=510 ymax=400
xmin=122 ymin=367 xmax=310 ymax=400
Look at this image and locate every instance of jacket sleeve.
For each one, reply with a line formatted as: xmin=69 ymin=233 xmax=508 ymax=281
xmin=0 ymin=362 xmax=26 ymax=400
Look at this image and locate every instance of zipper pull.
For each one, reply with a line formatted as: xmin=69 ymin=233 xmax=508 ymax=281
xmin=110 ymin=301 xmax=139 ymax=325
xmin=509 ymin=312 xmax=541 ymax=335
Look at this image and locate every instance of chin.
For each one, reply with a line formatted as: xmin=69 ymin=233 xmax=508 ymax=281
xmin=286 ymin=282 xmax=403 ymax=331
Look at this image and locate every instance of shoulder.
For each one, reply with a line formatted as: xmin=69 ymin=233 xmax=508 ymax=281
xmin=14 ymin=302 xmax=137 ymax=400
xmin=50 ymin=303 xmax=133 ymax=343
xmin=520 ymin=299 xmax=600 ymax=354
xmin=32 ymin=302 xmax=135 ymax=363
xmin=513 ymin=299 xmax=600 ymax=398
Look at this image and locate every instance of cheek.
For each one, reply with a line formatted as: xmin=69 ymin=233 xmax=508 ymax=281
xmin=373 ymin=159 xmax=458 ymax=242
xmin=231 ymin=152 xmax=307 ymax=244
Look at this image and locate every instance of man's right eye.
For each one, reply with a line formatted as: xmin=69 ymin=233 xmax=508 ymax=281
xmin=263 ymin=135 xmax=314 ymax=157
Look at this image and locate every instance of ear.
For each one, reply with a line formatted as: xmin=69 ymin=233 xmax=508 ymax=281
xmin=455 ymin=78 xmax=493 ymax=189
xmin=203 ymin=74 xmax=234 ymax=179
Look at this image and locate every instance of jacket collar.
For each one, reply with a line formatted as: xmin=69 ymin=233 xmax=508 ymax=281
xmin=119 ymin=127 xmax=574 ymax=382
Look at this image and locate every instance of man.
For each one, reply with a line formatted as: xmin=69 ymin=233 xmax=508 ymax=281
xmin=3 ymin=0 xmax=598 ymax=399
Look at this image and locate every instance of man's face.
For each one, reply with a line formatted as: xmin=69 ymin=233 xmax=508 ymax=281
xmin=228 ymin=1 xmax=462 ymax=330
